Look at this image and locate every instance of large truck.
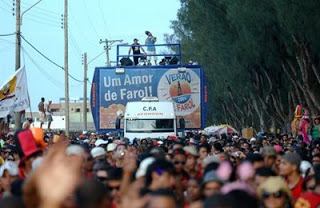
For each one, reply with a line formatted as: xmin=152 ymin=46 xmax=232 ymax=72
xmin=123 ymin=97 xmax=176 ymax=140
xmin=90 ymin=44 xmax=208 ymax=133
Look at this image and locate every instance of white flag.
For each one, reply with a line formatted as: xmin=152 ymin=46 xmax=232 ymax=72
xmin=0 ymin=66 xmax=29 ymax=118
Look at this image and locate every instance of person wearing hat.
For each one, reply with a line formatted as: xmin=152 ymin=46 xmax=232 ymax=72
xmin=261 ymin=146 xmax=278 ymax=169
xmin=258 ymin=176 xmax=293 ymax=208
xmin=202 ymin=170 xmax=224 ymax=198
xmin=90 ymin=147 xmax=106 ymax=162
xmin=0 ymin=161 xmax=19 ymax=198
xmin=184 ymin=146 xmax=201 ymax=178
xmin=145 ymin=30 xmax=157 ymax=65
xmin=279 ymin=152 xmax=303 ymax=201
xmin=128 ymin=38 xmax=146 ymax=65
xmin=106 ymin=143 xmax=116 ymax=165
xmin=14 ymin=129 xmax=43 ymax=178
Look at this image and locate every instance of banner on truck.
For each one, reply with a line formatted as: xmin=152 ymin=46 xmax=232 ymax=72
xmin=91 ymin=66 xmax=207 ymax=130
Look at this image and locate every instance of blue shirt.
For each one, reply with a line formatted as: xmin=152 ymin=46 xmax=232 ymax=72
xmin=145 ymin=36 xmax=156 ymax=51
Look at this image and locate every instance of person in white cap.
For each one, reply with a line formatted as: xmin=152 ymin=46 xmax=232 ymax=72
xmin=0 ymin=161 xmax=19 ymax=197
xmin=106 ymin=143 xmax=117 ymax=165
xmin=91 ymin=147 xmax=106 ymax=162
xmin=95 ymin=139 xmax=108 ymax=147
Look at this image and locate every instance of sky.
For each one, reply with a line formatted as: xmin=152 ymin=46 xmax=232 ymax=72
xmin=0 ymin=0 xmax=181 ymax=111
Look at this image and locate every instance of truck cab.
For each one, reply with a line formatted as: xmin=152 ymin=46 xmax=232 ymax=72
xmin=124 ymin=97 xmax=176 ymax=140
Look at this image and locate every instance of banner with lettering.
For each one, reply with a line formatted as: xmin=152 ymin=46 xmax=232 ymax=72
xmin=91 ymin=66 xmax=207 ymax=131
xmin=0 ymin=66 xmax=29 ymax=118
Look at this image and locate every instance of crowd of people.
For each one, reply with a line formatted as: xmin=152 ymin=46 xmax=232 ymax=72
xmin=0 ymin=122 xmax=320 ymax=208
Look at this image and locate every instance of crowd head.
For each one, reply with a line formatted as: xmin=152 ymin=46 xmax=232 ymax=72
xmin=0 ymin=128 xmax=320 ymax=208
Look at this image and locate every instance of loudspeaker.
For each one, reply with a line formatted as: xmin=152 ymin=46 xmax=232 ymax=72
xmin=169 ymin=57 xmax=179 ymax=65
xmin=120 ymin=58 xmax=133 ymax=66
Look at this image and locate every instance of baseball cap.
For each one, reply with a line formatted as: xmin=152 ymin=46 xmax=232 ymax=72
xmin=0 ymin=161 xmax=19 ymax=177
xmin=203 ymin=170 xmax=224 ymax=185
xmin=183 ymin=146 xmax=199 ymax=157
xmin=95 ymin=139 xmax=108 ymax=147
xmin=91 ymin=147 xmax=106 ymax=158
xmin=136 ymin=157 xmax=155 ymax=178
xmin=66 ymin=145 xmax=85 ymax=156
xmin=250 ymin=137 xmax=256 ymax=143
xmin=260 ymin=146 xmax=277 ymax=156
xmin=107 ymin=143 xmax=117 ymax=152
xmin=282 ymin=152 xmax=302 ymax=168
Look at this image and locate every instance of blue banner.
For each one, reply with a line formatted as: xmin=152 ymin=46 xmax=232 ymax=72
xmin=91 ymin=65 xmax=207 ymax=131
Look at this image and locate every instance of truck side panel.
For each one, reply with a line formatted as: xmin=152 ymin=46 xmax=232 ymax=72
xmin=91 ymin=65 xmax=208 ymax=133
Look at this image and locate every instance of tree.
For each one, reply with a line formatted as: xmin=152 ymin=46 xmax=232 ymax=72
xmin=168 ymin=0 xmax=320 ymax=132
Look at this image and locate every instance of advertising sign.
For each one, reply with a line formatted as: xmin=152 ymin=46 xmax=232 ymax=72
xmin=91 ymin=65 xmax=208 ymax=132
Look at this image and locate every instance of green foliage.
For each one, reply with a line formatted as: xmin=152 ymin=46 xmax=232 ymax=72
xmin=168 ymin=0 xmax=320 ymax=132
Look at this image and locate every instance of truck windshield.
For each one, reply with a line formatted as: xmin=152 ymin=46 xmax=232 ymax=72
xmin=126 ymin=119 xmax=175 ymax=133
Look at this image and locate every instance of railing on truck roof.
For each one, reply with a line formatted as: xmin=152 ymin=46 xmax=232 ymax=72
xmin=116 ymin=43 xmax=182 ymax=67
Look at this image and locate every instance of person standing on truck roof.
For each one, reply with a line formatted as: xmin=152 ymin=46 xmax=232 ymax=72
xmin=128 ymin=38 xmax=146 ymax=66
xmin=145 ymin=31 xmax=157 ymax=65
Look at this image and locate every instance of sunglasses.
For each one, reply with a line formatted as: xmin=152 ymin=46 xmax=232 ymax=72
xmin=108 ymin=186 xmax=120 ymax=191
xmin=174 ymin=160 xmax=186 ymax=165
xmin=262 ymin=191 xmax=284 ymax=199
xmin=97 ymin=177 xmax=108 ymax=182
xmin=307 ymin=185 xmax=316 ymax=191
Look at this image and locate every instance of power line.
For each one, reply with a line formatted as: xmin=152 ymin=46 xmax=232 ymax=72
xmin=20 ymin=1 xmax=60 ymax=15
xmin=22 ymin=47 xmax=64 ymax=88
xmin=20 ymin=35 xmax=84 ymax=83
xmin=69 ymin=15 xmax=97 ymax=47
xmin=97 ymin=0 xmax=112 ymax=39
xmin=22 ymin=11 xmax=61 ymax=24
xmin=24 ymin=16 xmax=61 ymax=28
xmin=0 ymin=38 xmax=15 ymax=44
xmin=0 ymin=32 xmax=15 ymax=36
xmin=81 ymin=0 xmax=100 ymax=40
xmin=0 ymin=4 xmax=13 ymax=14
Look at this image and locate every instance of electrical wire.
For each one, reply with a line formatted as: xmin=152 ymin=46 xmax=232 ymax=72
xmin=97 ymin=0 xmax=112 ymax=39
xmin=81 ymin=0 xmax=100 ymax=40
xmin=21 ymin=11 xmax=61 ymax=24
xmin=69 ymin=31 xmax=82 ymax=57
xmin=0 ymin=4 xmax=13 ymax=14
xmin=20 ymin=35 xmax=84 ymax=83
xmin=23 ymin=16 xmax=62 ymax=28
xmin=22 ymin=47 xmax=64 ymax=88
xmin=20 ymin=1 xmax=60 ymax=15
xmin=69 ymin=15 xmax=97 ymax=48
xmin=0 ymin=38 xmax=15 ymax=44
xmin=0 ymin=32 xmax=15 ymax=36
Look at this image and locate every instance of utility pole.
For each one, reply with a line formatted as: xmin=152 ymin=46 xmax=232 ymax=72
xmin=64 ymin=0 xmax=70 ymax=136
xmin=14 ymin=0 xmax=21 ymax=129
xmin=83 ymin=52 xmax=87 ymax=131
xmin=99 ymin=39 xmax=123 ymax=66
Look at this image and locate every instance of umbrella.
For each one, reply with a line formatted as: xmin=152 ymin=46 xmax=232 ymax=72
xmin=204 ymin=124 xmax=238 ymax=136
